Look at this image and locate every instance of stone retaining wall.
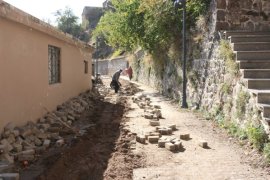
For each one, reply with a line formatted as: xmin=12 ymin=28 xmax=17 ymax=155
xmin=216 ymin=0 xmax=270 ymax=31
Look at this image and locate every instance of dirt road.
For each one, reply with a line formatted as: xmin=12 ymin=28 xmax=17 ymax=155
xmin=20 ymin=76 xmax=270 ymax=179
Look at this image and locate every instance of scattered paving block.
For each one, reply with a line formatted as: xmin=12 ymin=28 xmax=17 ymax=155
xmin=0 ymin=173 xmax=19 ymax=180
xmin=153 ymin=105 xmax=161 ymax=109
xmin=158 ymin=139 xmax=167 ymax=148
xmin=174 ymin=141 xmax=182 ymax=150
xmin=167 ymin=124 xmax=177 ymax=131
xmin=155 ymin=110 xmax=162 ymax=118
xmin=148 ymin=136 xmax=159 ymax=143
xmin=165 ymin=142 xmax=175 ymax=151
xmin=144 ymin=114 xmax=154 ymax=119
xmin=180 ymin=133 xmax=190 ymax=140
xmin=150 ymin=132 xmax=161 ymax=137
xmin=198 ymin=140 xmax=208 ymax=148
xmin=149 ymin=120 xmax=160 ymax=126
xmin=136 ymin=135 xmax=146 ymax=144
xmin=159 ymin=128 xmax=172 ymax=135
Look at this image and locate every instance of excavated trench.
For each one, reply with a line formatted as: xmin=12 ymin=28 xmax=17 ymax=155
xmin=19 ymin=80 xmax=143 ymax=180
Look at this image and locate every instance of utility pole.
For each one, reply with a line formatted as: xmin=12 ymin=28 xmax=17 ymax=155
xmin=173 ymin=0 xmax=188 ymax=108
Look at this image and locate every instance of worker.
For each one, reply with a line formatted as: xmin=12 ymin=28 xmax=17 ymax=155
xmin=110 ymin=69 xmax=122 ymax=93
xmin=125 ymin=66 xmax=133 ymax=80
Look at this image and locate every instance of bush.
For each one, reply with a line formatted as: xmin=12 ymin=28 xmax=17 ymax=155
xmin=263 ymin=143 xmax=270 ymax=163
xmin=219 ymin=40 xmax=238 ymax=76
xmin=246 ymin=124 xmax=268 ymax=150
xmin=236 ymin=91 xmax=250 ymax=119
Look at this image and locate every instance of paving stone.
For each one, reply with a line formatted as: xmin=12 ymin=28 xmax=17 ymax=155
xmin=165 ymin=142 xmax=175 ymax=151
xmin=6 ymin=135 xmax=15 ymax=144
xmin=1 ymin=139 xmax=13 ymax=152
xmin=150 ymin=132 xmax=161 ymax=137
xmin=149 ymin=120 xmax=160 ymax=126
xmin=167 ymin=124 xmax=177 ymax=131
xmin=158 ymin=139 xmax=167 ymax=148
xmin=34 ymin=138 xmax=42 ymax=146
xmin=21 ymin=149 xmax=35 ymax=155
xmin=174 ymin=141 xmax=182 ymax=150
xmin=12 ymin=130 xmax=20 ymax=137
xmin=180 ymin=133 xmax=190 ymax=140
xmin=155 ymin=110 xmax=162 ymax=118
xmin=67 ymin=115 xmax=75 ymax=121
xmin=2 ymin=153 xmax=14 ymax=164
xmin=0 ymin=173 xmax=19 ymax=180
xmin=199 ymin=140 xmax=208 ymax=148
xmin=136 ymin=135 xmax=146 ymax=144
xmin=37 ymin=133 xmax=48 ymax=140
xmin=148 ymin=136 xmax=159 ymax=143
xmin=2 ymin=130 xmax=11 ymax=138
xmin=43 ymin=139 xmax=51 ymax=148
xmin=49 ymin=133 xmax=60 ymax=140
xmin=159 ymin=128 xmax=172 ymax=135
xmin=144 ymin=114 xmax=154 ymax=119
xmin=20 ymin=128 xmax=32 ymax=138
xmin=56 ymin=139 xmax=64 ymax=147
xmin=12 ymin=143 xmax=22 ymax=153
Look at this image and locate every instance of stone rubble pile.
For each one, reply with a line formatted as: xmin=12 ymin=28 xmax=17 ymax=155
xmin=0 ymin=90 xmax=98 ymax=175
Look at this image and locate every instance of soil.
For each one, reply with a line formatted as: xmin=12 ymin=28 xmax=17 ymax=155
xmin=19 ymin=76 xmax=270 ymax=180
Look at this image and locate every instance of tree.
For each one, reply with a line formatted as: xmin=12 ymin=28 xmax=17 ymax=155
xmin=55 ymin=7 xmax=90 ymax=42
xmin=93 ymin=0 xmax=211 ymax=53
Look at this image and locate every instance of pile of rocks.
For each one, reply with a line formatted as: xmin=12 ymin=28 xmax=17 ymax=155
xmin=132 ymin=93 xmax=162 ymax=127
xmin=0 ymin=90 xmax=97 ymax=173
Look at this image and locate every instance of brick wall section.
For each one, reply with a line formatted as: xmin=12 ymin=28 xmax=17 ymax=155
xmin=216 ymin=0 xmax=270 ymax=31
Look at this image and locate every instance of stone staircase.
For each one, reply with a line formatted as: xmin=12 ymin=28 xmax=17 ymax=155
xmin=226 ymin=31 xmax=270 ymax=129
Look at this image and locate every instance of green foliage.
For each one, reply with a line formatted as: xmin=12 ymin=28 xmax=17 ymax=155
xmin=221 ymin=82 xmax=232 ymax=94
xmin=225 ymin=122 xmax=248 ymax=140
xmin=246 ymin=124 xmax=268 ymax=150
xmin=219 ymin=40 xmax=238 ymax=76
xmin=236 ymin=91 xmax=250 ymax=119
xmin=55 ymin=7 xmax=90 ymax=42
xmin=188 ymin=70 xmax=199 ymax=89
xmin=94 ymin=0 xmax=211 ymax=53
xmin=263 ymin=143 xmax=270 ymax=162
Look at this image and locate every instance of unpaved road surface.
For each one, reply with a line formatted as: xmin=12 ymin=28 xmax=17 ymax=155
xmin=20 ymin=76 xmax=270 ymax=179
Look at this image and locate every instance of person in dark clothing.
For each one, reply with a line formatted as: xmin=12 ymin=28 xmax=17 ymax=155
xmin=110 ymin=69 xmax=122 ymax=93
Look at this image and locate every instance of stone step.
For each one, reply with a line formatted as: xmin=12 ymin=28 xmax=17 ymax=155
xmin=239 ymin=61 xmax=270 ymax=69
xmin=258 ymin=104 xmax=270 ymax=118
xmin=226 ymin=31 xmax=270 ymax=38
xmin=243 ymin=69 xmax=270 ymax=79
xmin=230 ymin=35 xmax=270 ymax=43
xmin=250 ymin=89 xmax=270 ymax=104
xmin=247 ymin=79 xmax=270 ymax=90
xmin=233 ymin=42 xmax=270 ymax=51
xmin=237 ymin=51 xmax=270 ymax=61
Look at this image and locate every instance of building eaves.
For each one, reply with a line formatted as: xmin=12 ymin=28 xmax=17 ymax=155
xmin=0 ymin=1 xmax=94 ymax=52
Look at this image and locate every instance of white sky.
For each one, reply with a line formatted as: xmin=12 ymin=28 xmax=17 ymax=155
xmin=3 ymin=0 xmax=104 ymax=25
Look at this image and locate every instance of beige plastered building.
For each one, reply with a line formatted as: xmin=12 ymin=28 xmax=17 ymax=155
xmin=0 ymin=1 xmax=93 ymax=130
